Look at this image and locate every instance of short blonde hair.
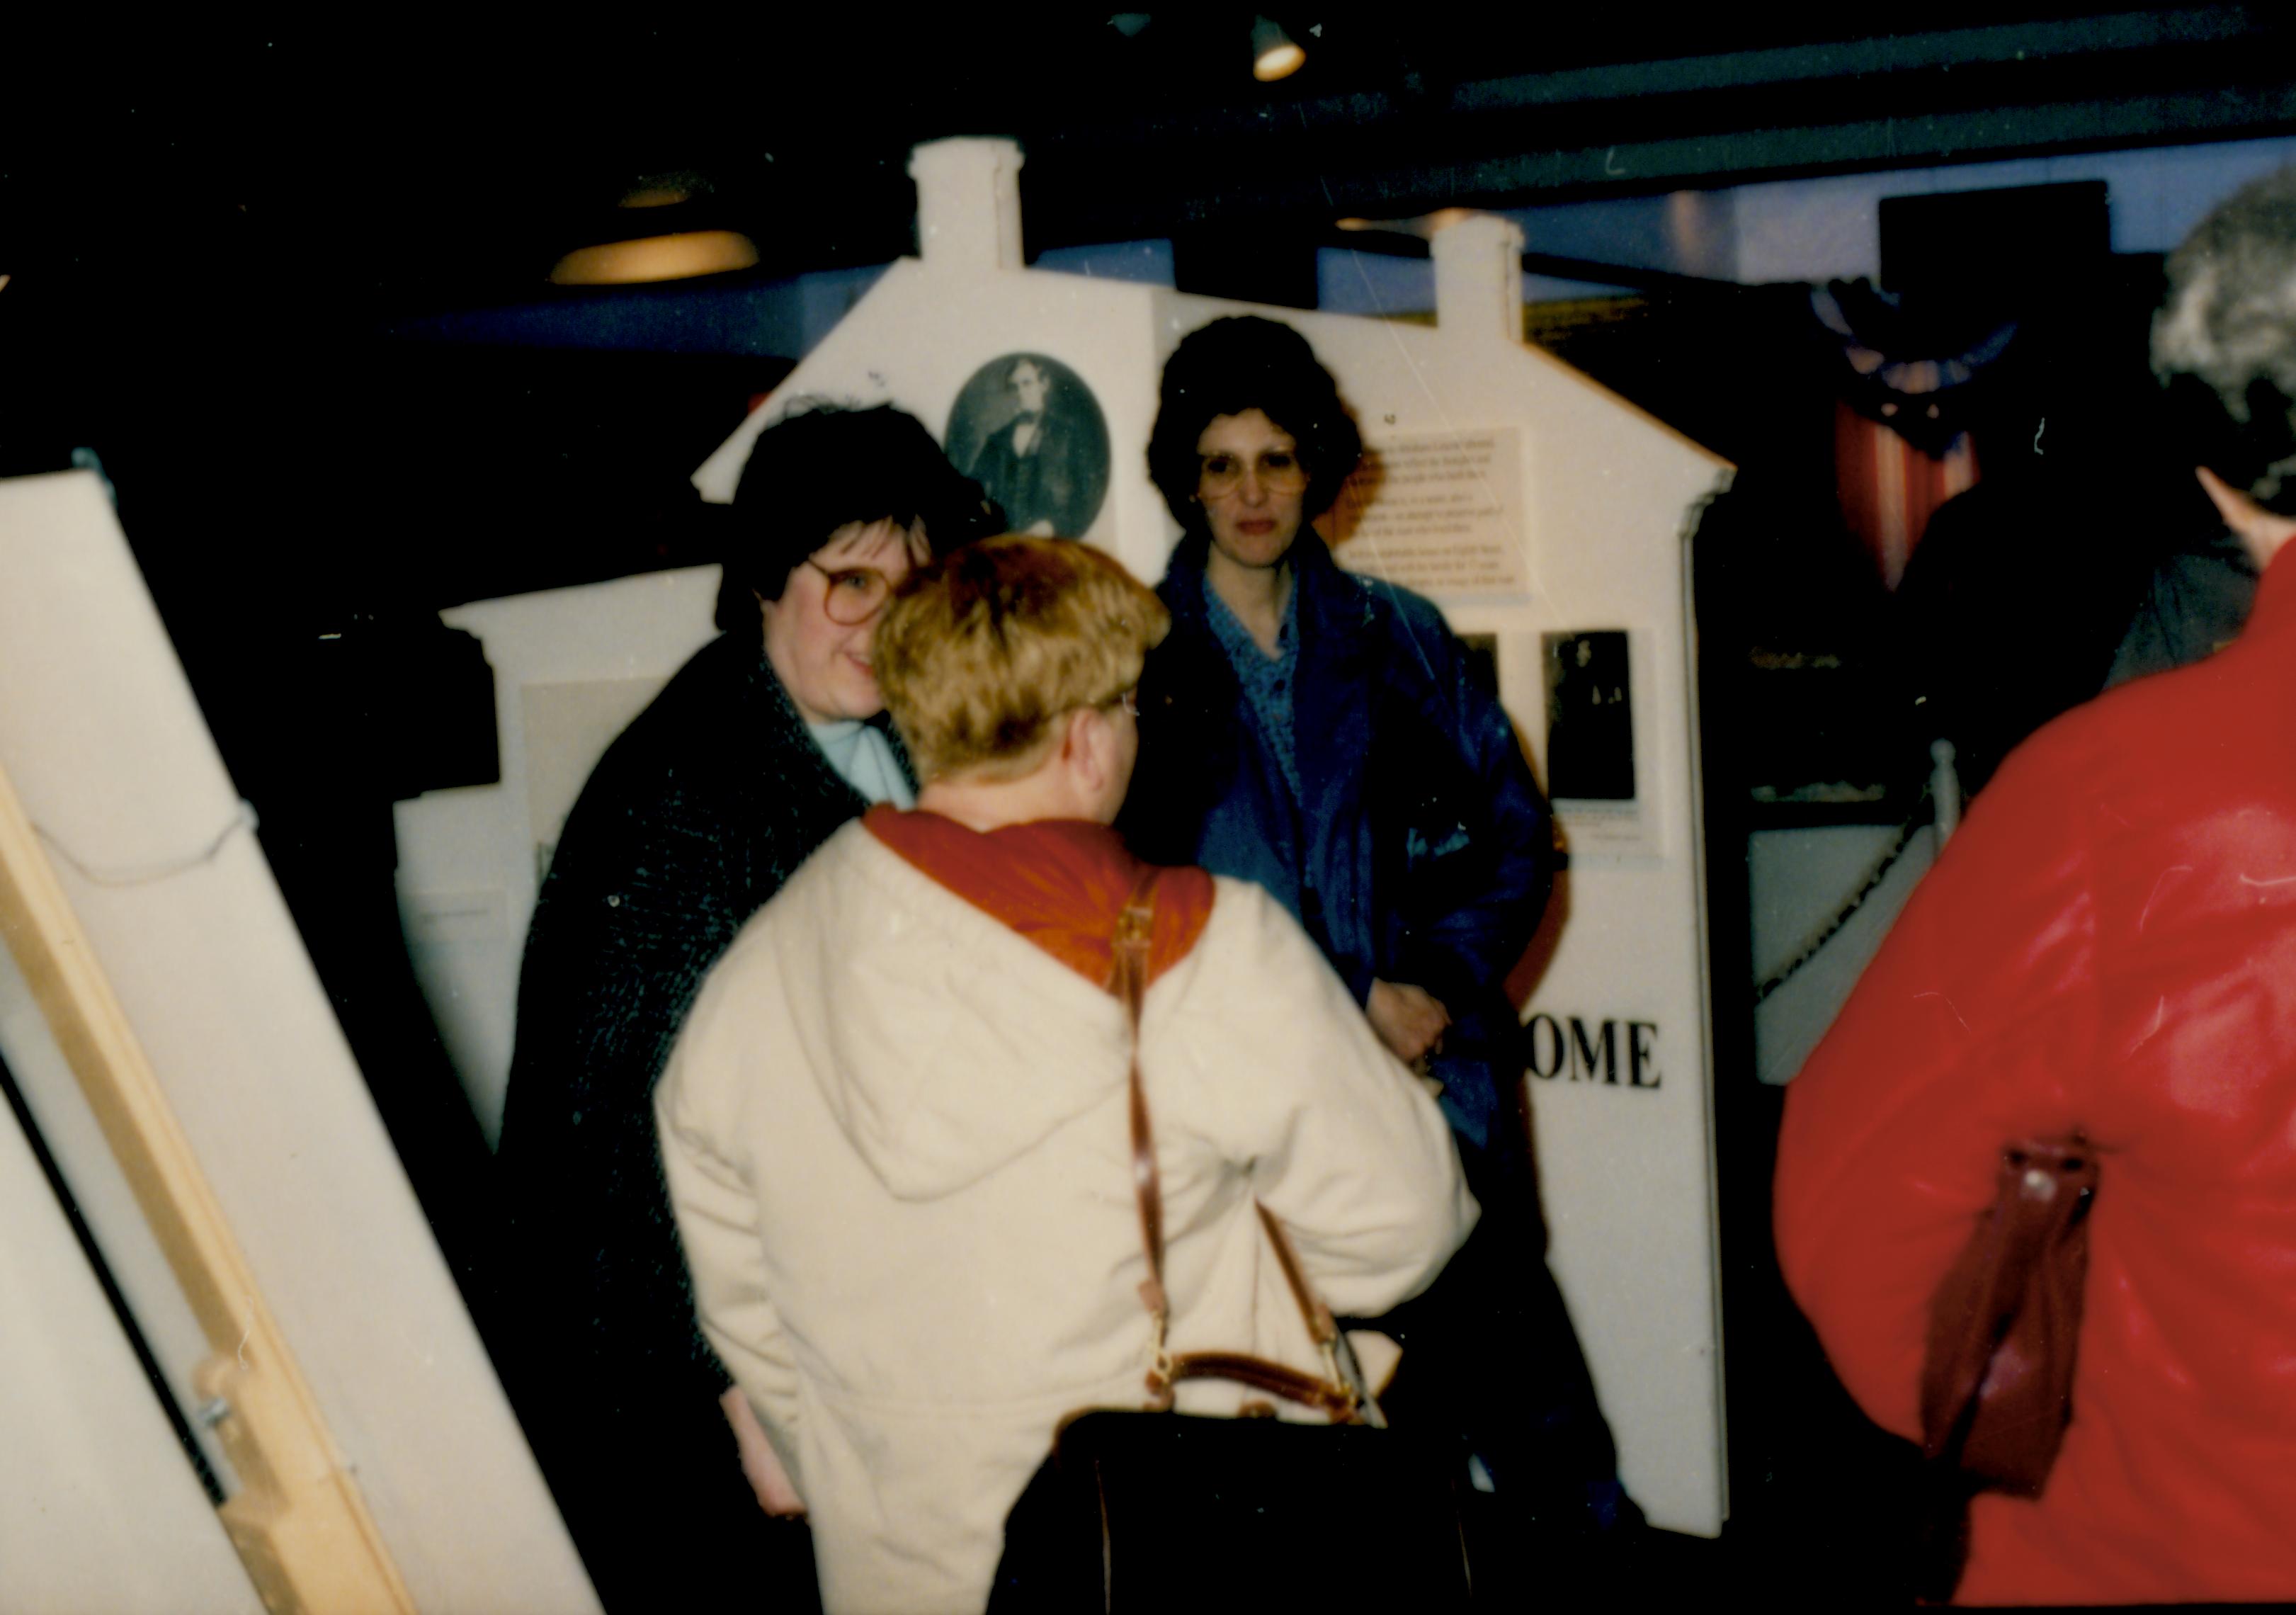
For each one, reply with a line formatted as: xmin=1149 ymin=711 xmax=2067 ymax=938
xmin=875 ymin=536 xmax=1170 ymax=783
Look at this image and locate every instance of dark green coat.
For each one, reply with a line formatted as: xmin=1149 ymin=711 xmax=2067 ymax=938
xmin=494 ymin=627 xmax=894 ymax=1610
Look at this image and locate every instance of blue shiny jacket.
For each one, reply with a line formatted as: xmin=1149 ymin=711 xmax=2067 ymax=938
xmin=1123 ymin=532 xmax=1556 ymax=1147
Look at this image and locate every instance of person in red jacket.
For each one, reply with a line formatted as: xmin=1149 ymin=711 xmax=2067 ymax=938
xmin=1776 ymin=164 xmax=2296 ymax=1606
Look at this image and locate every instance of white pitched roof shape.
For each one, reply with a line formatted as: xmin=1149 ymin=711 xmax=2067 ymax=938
xmin=692 ymin=136 xmax=1736 ymax=1536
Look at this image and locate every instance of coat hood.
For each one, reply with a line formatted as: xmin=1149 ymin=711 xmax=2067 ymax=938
xmin=794 ymin=815 xmax=1212 ymax=1203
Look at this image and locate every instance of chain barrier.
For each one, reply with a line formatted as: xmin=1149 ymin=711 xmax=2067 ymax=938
xmin=1752 ymin=789 xmax=1933 ymax=1005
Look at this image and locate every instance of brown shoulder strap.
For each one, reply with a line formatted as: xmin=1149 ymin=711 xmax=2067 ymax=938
xmin=1256 ymin=1202 xmax=1340 ymax=1348
xmin=1114 ymin=868 xmax=1363 ymax=1424
xmin=1113 ymin=867 xmax=1168 ymax=1362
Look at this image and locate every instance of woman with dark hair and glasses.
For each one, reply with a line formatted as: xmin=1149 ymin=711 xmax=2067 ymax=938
xmin=492 ymin=402 xmax=998 ymax=1612
xmin=1123 ymin=315 xmax=1637 ymax=1575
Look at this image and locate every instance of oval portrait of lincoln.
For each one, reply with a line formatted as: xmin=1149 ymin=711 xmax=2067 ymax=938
xmin=945 ymin=353 xmax=1110 ymax=540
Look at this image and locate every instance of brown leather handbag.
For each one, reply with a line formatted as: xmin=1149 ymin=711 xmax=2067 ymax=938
xmin=1914 ymin=1135 xmax=2100 ymax=1597
xmin=987 ymin=869 xmax=1474 ymax=1612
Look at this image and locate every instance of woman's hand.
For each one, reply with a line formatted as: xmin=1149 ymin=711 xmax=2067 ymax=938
xmin=1367 ymin=980 xmax=1450 ymax=1065
xmin=720 ymin=1386 xmax=806 ymax=1517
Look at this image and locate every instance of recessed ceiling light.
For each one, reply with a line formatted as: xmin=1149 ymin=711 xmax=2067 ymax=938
xmin=549 ymin=230 xmax=759 ymax=286
xmin=1252 ymin=16 xmax=1305 ymax=82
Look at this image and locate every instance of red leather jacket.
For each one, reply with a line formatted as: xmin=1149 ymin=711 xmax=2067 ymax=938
xmin=1777 ymin=543 xmax=2296 ymax=1605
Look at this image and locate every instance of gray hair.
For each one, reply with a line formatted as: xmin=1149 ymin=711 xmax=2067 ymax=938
xmin=2152 ymin=164 xmax=2296 ymax=512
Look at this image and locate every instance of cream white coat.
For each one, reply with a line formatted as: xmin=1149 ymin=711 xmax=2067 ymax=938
xmin=657 ymin=822 xmax=1474 ymax=1613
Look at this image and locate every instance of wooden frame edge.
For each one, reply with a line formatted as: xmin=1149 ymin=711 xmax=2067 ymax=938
xmin=0 ymin=760 xmax=415 ymax=1615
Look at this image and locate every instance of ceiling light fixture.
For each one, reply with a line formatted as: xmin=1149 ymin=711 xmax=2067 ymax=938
xmin=1251 ymin=16 xmax=1305 ymax=83
xmin=549 ymin=231 xmax=758 ymax=286
xmin=548 ymin=176 xmax=760 ymax=287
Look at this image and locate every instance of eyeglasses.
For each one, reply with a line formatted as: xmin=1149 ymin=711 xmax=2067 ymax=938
xmin=805 ymin=559 xmax=897 ymax=625
xmin=1101 ymin=686 xmax=1140 ymax=718
xmin=1198 ymin=448 xmax=1308 ymax=499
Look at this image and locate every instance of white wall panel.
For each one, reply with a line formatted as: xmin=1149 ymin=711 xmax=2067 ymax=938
xmin=0 ymin=1088 xmax=261 ymax=1615
xmin=0 ymin=470 xmax=598 ymax=1614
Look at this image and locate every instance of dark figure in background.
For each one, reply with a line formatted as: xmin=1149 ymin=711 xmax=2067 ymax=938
xmin=491 ymin=403 xmax=996 ymax=1611
xmin=1120 ymin=315 xmax=1636 ymax=1575
xmin=1885 ymin=246 xmax=2241 ymax=798
xmin=2104 ymin=514 xmax=2261 ymax=684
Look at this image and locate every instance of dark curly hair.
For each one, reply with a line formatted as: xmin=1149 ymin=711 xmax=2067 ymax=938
xmin=715 ymin=402 xmax=1002 ymax=630
xmin=1145 ymin=316 xmax=1363 ymax=533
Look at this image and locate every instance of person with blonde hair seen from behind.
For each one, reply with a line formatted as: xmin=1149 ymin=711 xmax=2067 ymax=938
xmin=1777 ymin=164 xmax=2296 ymax=1604
xmin=656 ymin=535 xmax=1474 ymax=1614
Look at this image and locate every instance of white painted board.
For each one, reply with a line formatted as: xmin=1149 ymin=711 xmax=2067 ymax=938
xmin=0 ymin=1079 xmax=263 ymax=1615
xmin=392 ymin=565 xmax=723 ymax=1145
xmin=0 ymin=470 xmax=599 ymax=1614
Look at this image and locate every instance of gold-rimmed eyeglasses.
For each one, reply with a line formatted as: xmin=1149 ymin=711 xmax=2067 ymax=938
xmin=805 ymin=559 xmax=897 ymax=625
xmin=1198 ymin=448 xmax=1308 ymax=499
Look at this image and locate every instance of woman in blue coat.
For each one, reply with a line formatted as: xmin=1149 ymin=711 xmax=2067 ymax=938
xmin=1122 ymin=315 xmax=1635 ymax=1563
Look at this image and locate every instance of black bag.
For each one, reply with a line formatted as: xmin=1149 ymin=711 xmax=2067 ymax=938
xmin=987 ymin=870 xmax=1477 ymax=1611
xmin=989 ymin=1410 xmax=1473 ymax=1611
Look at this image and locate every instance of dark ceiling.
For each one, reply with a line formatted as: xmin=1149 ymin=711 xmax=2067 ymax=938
xmin=13 ymin=6 xmax=2296 ymax=314
xmin=1 ymin=6 xmax=2290 ymax=624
